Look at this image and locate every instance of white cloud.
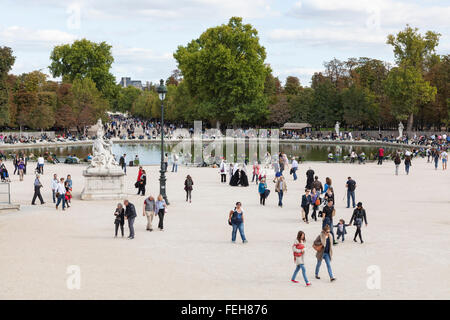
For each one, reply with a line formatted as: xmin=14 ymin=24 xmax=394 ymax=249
xmin=0 ymin=26 xmax=77 ymax=47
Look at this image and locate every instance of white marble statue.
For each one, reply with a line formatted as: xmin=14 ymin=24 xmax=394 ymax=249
xmin=398 ymin=122 xmax=404 ymax=139
xmin=335 ymin=121 xmax=340 ymax=136
xmin=89 ymin=119 xmax=119 ymax=170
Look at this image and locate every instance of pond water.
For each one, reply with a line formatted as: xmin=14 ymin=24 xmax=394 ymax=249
xmin=1 ymin=142 xmax=404 ymax=164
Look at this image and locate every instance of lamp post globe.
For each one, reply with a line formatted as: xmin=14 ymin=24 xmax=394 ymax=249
xmin=157 ymin=79 xmax=169 ymax=205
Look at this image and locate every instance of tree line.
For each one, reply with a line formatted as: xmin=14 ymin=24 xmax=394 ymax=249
xmin=0 ymin=18 xmax=448 ymax=133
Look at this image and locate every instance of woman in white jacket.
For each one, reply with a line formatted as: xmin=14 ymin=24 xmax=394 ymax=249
xmin=291 ymin=231 xmax=311 ymax=286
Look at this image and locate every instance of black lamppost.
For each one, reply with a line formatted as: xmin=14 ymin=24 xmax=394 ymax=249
xmin=157 ymin=79 xmax=169 ymax=204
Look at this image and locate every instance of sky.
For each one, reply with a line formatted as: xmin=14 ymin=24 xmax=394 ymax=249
xmin=1 ymin=0 xmax=449 ymax=87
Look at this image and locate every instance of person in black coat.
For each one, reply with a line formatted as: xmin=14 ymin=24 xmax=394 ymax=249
xmin=137 ymin=170 xmax=146 ymax=196
xmin=305 ymin=168 xmax=315 ymax=189
xmin=349 ymin=202 xmax=368 ymax=243
xmin=114 ymin=203 xmax=125 ymax=237
xmin=124 ymin=200 xmax=136 ymax=239
xmin=229 ymin=168 xmax=240 ymax=186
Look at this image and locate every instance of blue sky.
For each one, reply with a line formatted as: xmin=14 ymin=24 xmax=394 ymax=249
xmin=1 ymin=0 xmax=449 ymax=87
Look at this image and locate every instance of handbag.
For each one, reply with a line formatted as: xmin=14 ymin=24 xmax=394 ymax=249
xmin=134 ymin=181 xmax=139 ymax=188
xmin=315 ymin=197 xmax=321 ymax=206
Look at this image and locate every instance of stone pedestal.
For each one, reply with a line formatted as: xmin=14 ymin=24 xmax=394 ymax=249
xmin=80 ymin=167 xmax=126 ymax=200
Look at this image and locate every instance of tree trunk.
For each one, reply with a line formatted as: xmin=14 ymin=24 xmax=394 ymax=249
xmin=406 ymin=113 xmax=414 ymax=133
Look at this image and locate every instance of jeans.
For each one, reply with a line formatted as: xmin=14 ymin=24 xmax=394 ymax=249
xmin=347 ymin=190 xmax=355 ymax=208
xmin=395 ymin=164 xmax=399 ymax=175
xmin=52 ymin=189 xmax=56 ymax=203
xmin=56 ymin=193 xmax=65 ymax=209
xmin=292 ymin=264 xmax=309 ymax=284
xmin=186 ymin=190 xmax=192 ymax=201
xmin=38 ymin=164 xmax=44 ymax=174
xmin=231 ymin=222 xmax=246 ymax=242
xmin=292 ymin=168 xmax=297 ymax=180
xmin=337 ymin=231 xmax=345 ymax=241
xmin=128 ymin=217 xmax=135 ymax=237
xmin=278 ymin=191 xmax=284 ymax=207
xmin=172 ymin=163 xmax=178 ymax=172
xmin=122 ymin=164 xmax=126 ymax=174
xmin=302 ymin=206 xmax=309 ymax=222
xmin=315 ymin=253 xmax=334 ymax=278
xmin=260 ymin=193 xmax=265 ymax=205
xmin=405 ymin=164 xmax=410 ymax=174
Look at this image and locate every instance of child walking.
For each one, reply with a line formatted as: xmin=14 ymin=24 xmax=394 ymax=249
xmin=291 ymin=231 xmax=311 ymax=286
xmin=334 ymin=219 xmax=350 ymax=242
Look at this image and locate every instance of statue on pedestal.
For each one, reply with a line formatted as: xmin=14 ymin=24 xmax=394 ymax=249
xmin=88 ymin=119 xmax=119 ymax=170
xmin=335 ymin=121 xmax=340 ymax=136
xmin=398 ymin=122 xmax=404 ymax=139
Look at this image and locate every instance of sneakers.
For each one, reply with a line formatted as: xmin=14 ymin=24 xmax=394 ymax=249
xmin=330 ymin=278 xmax=336 ymax=282
xmin=291 ymin=279 xmax=299 ymax=283
xmin=306 ymin=282 xmax=312 ymax=287
xmin=243 ymin=240 xmax=248 ymax=244
xmin=315 ymin=275 xmax=320 ymax=279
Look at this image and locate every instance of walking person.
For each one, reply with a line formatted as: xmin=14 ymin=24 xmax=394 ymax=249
xmin=345 ymin=176 xmax=356 ymax=208
xmin=433 ymin=150 xmax=440 ymax=170
xmin=377 ymin=147 xmax=384 ymax=165
xmin=322 ymin=199 xmax=337 ymax=245
xmin=64 ymin=181 xmax=72 ymax=208
xmin=13 ymin=155 xmax=19 ymax=175
xmin=114 ymin=203 xmax=125 ymax=238
xmin=301 ymin=189 xmax=312 ymax=223
xmin=31 ymin=174 xmax=45 ymax=205
xmin=334 ymin=219 xmax=350 ymax=242
xmin=312 ymin=176 xmax=323 ymax=195
xmin=55 ymin=177 xmax=66 ymax=211
xmin=274 ymin=175 xmax=287 ymax=208
xmin=404 ymin=154 xmax=412 ymax=175
xmin=119 ymin=154 xmax=127 ymax=174
xmin=219 ymin=159 xmax=227 ymax=183
xmin=442 ymin=149 xmax=448 ymax=170
xmin=310 ymin=188 xmax=321 ymax=221
xmin=171 ymin=153 xmax=178 ymax=172
xmin=322 ymin=177 xmax=332 ymax=194
xmin=258 ymin=178 xmax=267 ymax=205
xmin=228 ymin=201 xmax=247 ymax=243
xmin=305 ymin=168 xmax=314 ymax=189
xmin=164 ymin=153 xmax=169 ymax=172
xmin=124 ymin=200 xmax=136 ymax=239
xmin=51 ymin=174 xmax=58 ymax=203
xmin=156 ymin=194 xmax=167 ymax=231
xmin=251 ymin=161 xmax=260 ymax=184
xmin=313 ymin=225 xmax=336 ymax=282
xmin=291 ymin=231 xmax=311 ymax=286
xmin=184 ymin=175 xmax=193 ymax=203
xmin=349 ymin=202 xmax=368 ymax=244
xmin=37 ymin=155 xmax=45 ymax=174
xmin=291 ymin=157 xmax=298 ymax=181
xmin=18 ymin=158 xmax=25 ymax=181
xmin=394 ymin=153 xmax=401 ymax=175
xmin=143 ymin=196 xmax=156 ymax=231
xmin=137 ymin=170 xmax=146 ymax=196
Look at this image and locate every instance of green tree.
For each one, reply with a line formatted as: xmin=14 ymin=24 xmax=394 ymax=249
xmin=173 ymin=17 xmax=270 ymax=126
xmin=72 ymin=77 xmax=108 ymax=132
xmin=384 ymin=66 xmax=436 ymax=129
xmin=131 ymin=90 xmax=159 ymax=119
xmin=341 ymin=85 xmax=379 ymax=128
xmin=49 ymin=39 xmax=116 ymax=98
xmin=0 ymin=46 xmax=16 ymax=127
xmin=289 ymin=88 xmax=314 ymax=124
xmin=116 ymin=86 xmax=142 ymax=113
xmin=284 ymin=76 xmax=301 ymax=96
xmin=386 ymin=25 xmax=440 ymax=131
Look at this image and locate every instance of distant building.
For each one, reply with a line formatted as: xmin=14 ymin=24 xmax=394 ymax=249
xmin=119 ymin=77 xmax=143 ymax=90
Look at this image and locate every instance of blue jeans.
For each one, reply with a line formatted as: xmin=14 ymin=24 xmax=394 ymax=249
xmin=52 ymin=190 xmax=56 ymax=203
xmin=315 ymin=253 xmax=334 ymax=279
xmin=278 ymin=191 xmax=284 ymax=206
xmin=347 ymin=191 xmax=355 ymax=208
xmin=231 ymin=222 xmax=246 ymax=242
xmin=172 ymin=163 xmax=177 ymax=172
xmin=56 ymin=193 xmax=65 ymax=209
xmin=292 ymin=168 xmax=297 ymax=180
xmin=292 ymin=264 xmax=309 ymax=284
xmin=405 ymin=164 xmax=410 ymax=174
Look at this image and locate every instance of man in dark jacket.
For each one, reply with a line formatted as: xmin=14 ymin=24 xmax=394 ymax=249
xmin=124 ymin=200 xmax=136 ymax=239
xmin=119 ymin=154 xmax=127 ymax=174
xmin=345 ymin=176 xmax=356 ymax=208
xmin=349 ymin=202 xmax=368 ymax=243
xmin=322 ymin=200 xmax=337 ymax=245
